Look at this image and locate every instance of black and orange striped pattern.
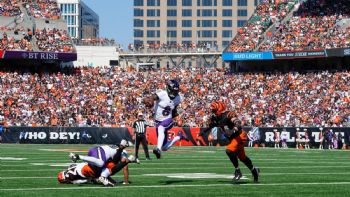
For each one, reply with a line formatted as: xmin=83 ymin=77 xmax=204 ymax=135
xmin=210 ymin=101 xmax=226 ymax=116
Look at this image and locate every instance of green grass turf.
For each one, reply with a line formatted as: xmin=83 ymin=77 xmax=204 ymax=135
xmin=1 ymin=144 xmax=350 ymax=197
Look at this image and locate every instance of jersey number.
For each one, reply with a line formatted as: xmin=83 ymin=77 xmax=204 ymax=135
xmin=162 ymin=106 xmax=171 ymax=116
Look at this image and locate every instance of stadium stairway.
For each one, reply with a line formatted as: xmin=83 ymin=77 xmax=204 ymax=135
xmin=254 ymin=2 xmax=301 ymax=51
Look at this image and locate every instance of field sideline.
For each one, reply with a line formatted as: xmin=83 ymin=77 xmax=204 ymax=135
xmin=1 ymin=144 xmax=350 ymax=197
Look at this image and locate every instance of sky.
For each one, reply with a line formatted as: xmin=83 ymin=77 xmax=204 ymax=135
xmin=82 ymin=0 xmax=133 ymax=49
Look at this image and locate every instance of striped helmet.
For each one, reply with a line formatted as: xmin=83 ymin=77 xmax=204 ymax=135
xmin=210 ymin=101 xmax=226 ymax=116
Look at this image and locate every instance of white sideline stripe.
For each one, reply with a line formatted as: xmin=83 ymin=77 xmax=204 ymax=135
xmin=2 ymin=182 xmax=350 ymax=191
xmin=2 ymin=165 xmax=350 ymax=172
xmin=3 ymin=172 xmax=350 ymax=180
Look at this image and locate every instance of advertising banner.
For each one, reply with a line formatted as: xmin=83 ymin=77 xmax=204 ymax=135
xmin=3 ymin=127 xmax=132 ymax=144
xmin=222 ymin=52 xmax=274 ymax=61
xmin=2 ymin=127 xmax=349 ymax=148
xmin=3 ymin=51 xmax=77 ymax=61
xmin=326 ymin=48 xmax=350 ymax=57
xmin=273 ymin=50 xmax=326 ymax=59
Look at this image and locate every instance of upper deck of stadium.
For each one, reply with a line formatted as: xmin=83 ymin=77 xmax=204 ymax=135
xmin=224 ymin=0 xmax=350 ymax=61
xmin=0 ymin=0 xmax=76 ymax=61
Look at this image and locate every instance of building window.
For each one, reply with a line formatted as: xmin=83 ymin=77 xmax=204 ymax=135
xmin=222 ymin=9 xmax=232 ymax=16
xmin=134 ymin=9 xmax=143 ymax=16
xmin=134 ymin=29 xmax=143 ymax=37
xmin=146 ymin=9 xmax=159 ymax=16
xmin=134 ymin=19 xmax=144 ymax=27
xmin=167 ymin=20 xmax=177 ymax=27
xmin=202 ymin=20 xmax=212 ymax=27
xmin=134 ymin=0 xmax=143 ymax=6
xmin=147 ymin=20 xmax=157 ymax=27
xmin=147 ymin=30 xmax=154 ymax=37
xmin=238 ymin=9 xmax=247 ymax=16
xmin=202 ymin=9 xmax=212 ymax=16
xmin=202 ymin=30 xmax=212 ymax=37
xmin=237 ymin=20 xmax=247 ymax=27
xmin=182 ymin=9 xmax=192 ymax=17
xmin=197 ymin=20 xmax=200 ymax=27
xmin=167 ymin=30 xmax=177 ymax=38
xmin=147 ymin=0 xmax=160 ymax=6
xmin=167 ymin=9 xmax=177 ymax=16
xmin=222 ymin=20 xmax=232 ymax=27
xmin=182 ymin=30 xmax=192 ymax=37
xmin=197 ymin=9 xmax=200 ymax=17
xmin=223 ymin=0 xmax=232 ymax=6
xmin=222 ymin=41 xmax=230 ymax=47
xmin=202 ymin=0 xmax=212 ymax=6
xmin=182 ymin=0 xmax=192 ymax=6
xmin=222 ymin=30 xmax=232 ymax=38
xmin=147 ymin=9 xmax=156 ymax=16
xmin=255 ymin=0 xmax=262 ymax=6
xmin=238 ymin=0 xmax=247 ymax=6
xmin=167 ymin=0 xmax=177 ymax=6
xmin=182 ymin=20 xmax=192 ymax=27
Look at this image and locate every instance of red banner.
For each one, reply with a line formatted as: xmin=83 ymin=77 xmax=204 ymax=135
xmin=128 ymin=127 xmax=203 ymax=146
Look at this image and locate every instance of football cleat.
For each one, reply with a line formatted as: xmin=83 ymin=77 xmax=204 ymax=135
xmin=234 ymin=168 xmax=242 ymax=181
xmin=251 ymin=167 xmax=260 ymax=183
xmin=145 ymin=157 xmax=151 ymax=160
xmin=69 ymin=153 xmax=79 ymax=163
xmin=98 ymin=176 xmax=115 ymax=187
xmin=135 ymin=158 xmax=140 ymax=164
xmin=153 ymin=148 xmax=161 ymax=159
xmin=177 ymin=131 xmax=190 ymax=142
xmin=127 ymin=155 xmax=136 ymax=162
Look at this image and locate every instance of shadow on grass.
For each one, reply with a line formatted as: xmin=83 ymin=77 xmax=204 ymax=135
xmin=217 ymin=180 xmax=252 ymax=185
xmin=161 ymin=179 xmax=194 ymax=185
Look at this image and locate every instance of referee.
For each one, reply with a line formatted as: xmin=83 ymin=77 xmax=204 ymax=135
xmin=133 ymin=112 xmax=150 ymax=161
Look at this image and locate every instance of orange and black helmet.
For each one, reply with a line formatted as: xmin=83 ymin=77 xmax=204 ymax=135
xmin=210 ymin=101 xmax=226 ymax=116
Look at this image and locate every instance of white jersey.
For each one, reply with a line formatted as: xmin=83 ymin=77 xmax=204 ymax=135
xmin=100 ymin=145 xmax=117 ymax=160
xmin=154 ymin=89 xmax=182 ymax=121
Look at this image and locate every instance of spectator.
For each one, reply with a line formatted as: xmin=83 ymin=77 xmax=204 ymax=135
xmin=0 ymin=66 xmax=349 ymax=128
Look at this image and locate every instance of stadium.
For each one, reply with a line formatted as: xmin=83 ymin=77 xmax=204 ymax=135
xmin=0 ymin=0 xmax=350 ymax=196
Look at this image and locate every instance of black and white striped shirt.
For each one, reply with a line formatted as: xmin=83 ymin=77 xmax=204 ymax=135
xmin=133 ymin=120 xmax=148 ymax=135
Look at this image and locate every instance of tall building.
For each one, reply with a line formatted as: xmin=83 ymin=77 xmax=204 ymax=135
xmin=57 ymin=0 xmax=99 ymax=39
xmin=133 ymin=0 xmax=261 ymax=50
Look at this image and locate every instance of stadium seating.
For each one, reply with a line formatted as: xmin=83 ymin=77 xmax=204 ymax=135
xmin=0 ymin=67 xmax=349 ymax=128
xmin=0 ymin=0 xmax=75 ymax=52
xmin=227 ymin=0 xmax=350 ymax=52
xmin=22 ymin=0 xmax=61 ymax=20
xmin=35 ymin=28 xmax=74 ymax=52
xmin=259 ymin=0 xmax=350 ymax=51
xmin=0 ymin=31 xmax=33 ymax=51
xmin=227 ymin=0 xmax=298 ymax=52
xmin=0 ymin=0 xmax=22 ymax=17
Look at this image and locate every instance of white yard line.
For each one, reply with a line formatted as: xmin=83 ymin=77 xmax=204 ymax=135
xmin=2 ymin=182 xmax=350 ymax=191
xmin=3 ymin=172 xmax=350 ymax=180
xmin=2 ymin=165 xmax=350 ymax=172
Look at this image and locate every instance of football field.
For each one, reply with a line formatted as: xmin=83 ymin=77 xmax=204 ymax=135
xmin=1 ymin=144 xmax=350 ymax=197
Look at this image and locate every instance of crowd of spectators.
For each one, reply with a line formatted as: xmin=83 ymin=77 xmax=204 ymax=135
xmin=128 ymin=42 xmax=219 ymax=53
xmin=259 ymin=0 xmax=350 ymax=51
xmin=35 ymin=28 xmax=74 ymax=52
xmin=0 ymin=31 xmax=33 ymax=51
xmin=72 ymin=38 xmax=118 ymax=47
xmin=22 ymin=0 xmax=61 ymax=20
xmin=227 ymin=0 xmax=297 ymax=52
xmin=0 ymin=66 xmax=349 ymax=128
xmin=0 ymin=0 xmax=21 ymax=17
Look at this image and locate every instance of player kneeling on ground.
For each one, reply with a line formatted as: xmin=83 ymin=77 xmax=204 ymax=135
xmin=200 ymin=101 xmax=259 ymax=182
xmin=60 ymin=139 xmax=137 ymax=186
